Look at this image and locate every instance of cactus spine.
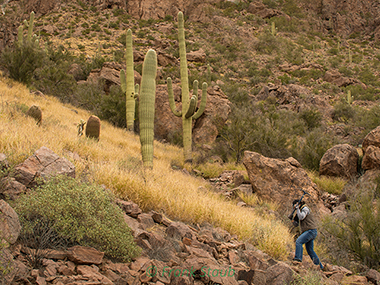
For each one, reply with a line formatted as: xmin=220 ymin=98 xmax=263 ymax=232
xmin=120 ymin=29 xmax=136 ymax=131
xmin=167 ymin=11 xmax=208 ymax=162
xmin=139 ymin=49 xmax=157 ymax=169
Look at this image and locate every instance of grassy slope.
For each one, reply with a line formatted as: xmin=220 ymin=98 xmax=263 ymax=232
xmin=0 ymin=75 xmax=293 ymax=260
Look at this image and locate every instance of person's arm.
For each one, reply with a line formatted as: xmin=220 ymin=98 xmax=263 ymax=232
xmin=296 ymin=206 xmax=310 ymax=220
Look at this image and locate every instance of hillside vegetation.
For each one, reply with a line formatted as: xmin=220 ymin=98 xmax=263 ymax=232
xmin=0 ymin=75 xmax=293 ymax=259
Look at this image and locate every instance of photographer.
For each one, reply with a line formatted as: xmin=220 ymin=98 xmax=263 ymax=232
xmin=290 ymin=199 xmax=324 ymax=270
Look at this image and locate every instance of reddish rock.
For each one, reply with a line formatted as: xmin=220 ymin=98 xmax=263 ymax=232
xmin=362 ymin=126 xmax=380 ymax=152
xmin=14 ymin=146 xmax=75 ymax=187
xmin=0 ymin=200 xmax=21 ymax=244
xmin=319 ymin=144 xmax=359 ymax=179
xmin=0 ymin=177 xmax=27 ymax=200
xmin=67 ymin=246 xmax=104 ymax=265
xmin=137 ymin=213 xmax=155 ymax=230
xmin=242 ymin=151 xmax=321 ymax=212
xmin=76 ymin=265 xmax=114 ymax=284
xmin=166 ymin=222 xmax=196 ymax=241
xmin=362 ymin=145 xmax=380 ymax=170
xmin=116 ymin=200 xmax=142 ymax=218
xmin=265 ymin=262 xmax=294 ymax=285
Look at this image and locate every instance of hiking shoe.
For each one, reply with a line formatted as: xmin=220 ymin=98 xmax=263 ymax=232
xmin=292 ymin=259 xmax=302 ymax=265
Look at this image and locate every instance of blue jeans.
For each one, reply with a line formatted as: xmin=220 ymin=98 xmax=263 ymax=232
xmin=294 ymin=229 xmax=323 ymax=269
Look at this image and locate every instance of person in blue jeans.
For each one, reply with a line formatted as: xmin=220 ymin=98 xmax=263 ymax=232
xmin=291 ymin=199 xmax=324 ymax=270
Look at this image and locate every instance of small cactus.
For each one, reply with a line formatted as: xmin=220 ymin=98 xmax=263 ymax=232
xmin=139 ymin=49 xmax=157 ymax=169
xmin=77 ymin=119 xmax=86 ymax=137
xmin=346 ymin=90 xmax=354 ymax=105
xmin=85 ymin=115 xmax=101 ymax=140
xmin=271 ymin=22 xmax=277 ymax=36
xmin=26 ymin=105 xmax=42 ymax=125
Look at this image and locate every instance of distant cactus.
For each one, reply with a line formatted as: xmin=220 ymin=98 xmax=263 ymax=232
xmin=85 ymin=115 xmax=101 ymax=140
xmin=271 ymin=22 xmax=277 ymax=36
xmin=26 ymin=105 xmax=42 ymax=125
xmin=167 ymin=11 xmax=208 ymax=163
xmin=139 ymin=49 xmax=157 ymax=169
xmin=346 ymin=90 xmax=354 ymax=105
xmin=120 ymin=29 xmax=136 ymax=131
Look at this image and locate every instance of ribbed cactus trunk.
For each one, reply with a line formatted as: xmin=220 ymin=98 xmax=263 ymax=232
xmin=125 ymin=29 xmax=136 ymax=131
xmin=178 ymin=11 xmax=193 ymax=163
xmin=139 ymin=49 xmax=157 ymax=169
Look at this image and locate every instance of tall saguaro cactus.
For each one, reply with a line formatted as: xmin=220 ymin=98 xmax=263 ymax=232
xmin=139 ymin=49 xmax=157 ymax=169
xmin=167 ymin=11 xmax=208 ymax=162
xmin=120 ymin=29 xmax=137 ymax=131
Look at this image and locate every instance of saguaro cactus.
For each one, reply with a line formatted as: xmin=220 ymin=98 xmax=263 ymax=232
xmin=167 ymin=11 xmax=208 ymax=162
xmin=120 ymin=29 xmax=137 ymax=131
xmin=139 ymin=49 xmax=157 ymax=169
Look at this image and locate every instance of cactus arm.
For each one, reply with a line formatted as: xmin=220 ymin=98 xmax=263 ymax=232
xmin=17 ymin=25 xmax=23 ymax=46
xmin=185 ymin=95 xmax=197 ymax=119
xmin=167 ymin=77 xmax=182 ymax=117
xmin=139 ymin=49 xmax=157 ymax=169
xmin=193 ymin=82 xmax=208 ymax=120
xmin=134 ymin=83 xmax=139 ymax=99
xmin=192 ymin=80 xmax=198 ymax=102
xmin=120 ymin=69 xmax=127 ymax=93
xmin=125 ymin=29 xmax=136 ymax=131
xmin=178 ymin=12 xmax=190 ymax=112
xmin=28 ymin=11 xmax=35 ymax=42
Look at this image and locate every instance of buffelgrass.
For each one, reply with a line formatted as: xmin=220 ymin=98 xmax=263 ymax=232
xmin=0 ymin=77 xmax=293 ymax=260
xmin=307 ymin=170 xmax=346 ymax=195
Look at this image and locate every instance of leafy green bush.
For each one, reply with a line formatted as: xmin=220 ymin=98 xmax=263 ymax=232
xmin=97 ymin=84 xmax=127 ymax=128
xmin=0 ymin=40 xmax=46 ymax=85
xmin=15 ymin=176 xmax=141 ymax=262
xmin=294 ymin=128 xmax=334 ymax=171
xmin=299 ymin=108 xmax=322 ymax=130
xmin=322 ymin=181 xmax=380 ymax=269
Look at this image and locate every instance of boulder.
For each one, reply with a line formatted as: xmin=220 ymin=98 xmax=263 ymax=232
xmin=187 ymin=48 xmax=206 ymax=63
xmin=363 ymin=126 xmax=380 ymax=152
xmin=14 ymin=146 xmax=75 ymax=187
xmin=361 ymin=145 xmax=380 ymax=170
xmin=366 ymin=269 xmax=380 ymax=285
xmin=67 ymin=246 xmax=104 ymax=265
xmin=319 ymin=144 xmax=359 ymax=179
xmin=165 ymin=222 xmax=196 ymax=241
xmin=0 ymin=200 xmax=21 ymax=244
xmin=0 ymin=177 xmax=27 ymax=200
xmin=242 ymin=151 xmax=321 ymax=213
xmin=265 ymin=262 xmax=294 ymax=285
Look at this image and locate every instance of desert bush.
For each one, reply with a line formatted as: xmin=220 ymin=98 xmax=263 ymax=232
xmin=322 ymin=181 xmax=380 ymax=269
xmin=294 ymin=128 xmax=334 ymax=171
xmin=332 ymin=102 xmax=355 ymax=123
xmin=299 ymin=108 xmax=322 ymax=130
xmin=0 ymin=40 xmax=45 ymax=85
xmin=255 ymin=30 xmax=279 ymax=54
xmin=97 ymin=84 xmax=127 ymax=128
xmin=14 ymin=176 xmax=141 ymax=262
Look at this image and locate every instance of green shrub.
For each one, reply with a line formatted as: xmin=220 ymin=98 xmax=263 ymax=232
xmin=15 ymin=176 xmax=141 ymax=262
xmin=299 ymin=108 xmax=322 ymax=130
xmin=295 ymin=128 xmax=334 ymax=171
xmin=322 ymin=181 xmax=380 ymax=268
xmin=332 ymin=102 xmax=355 ymax=123
xmin=0 ymin=40 xmax=46 ymax=85
xmin=97 ymin=84 xmax=127 ymax=128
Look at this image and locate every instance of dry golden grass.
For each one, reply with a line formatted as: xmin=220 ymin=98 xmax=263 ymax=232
xmin=0 ymin=76 xmax=293 ymax=260
xmin=307 ymin=170 xmax=347 ymax=195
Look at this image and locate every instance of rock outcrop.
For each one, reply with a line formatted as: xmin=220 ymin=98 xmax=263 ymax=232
xmin=242 ymin=151 xmax=322 ymax=213
xmin=319 ymin=144 xmax=359 ymax=179
xmin=362 ymin=126 xmax=380 ymax=171
xmin=14 ymin=146 xmax=75 ymax=187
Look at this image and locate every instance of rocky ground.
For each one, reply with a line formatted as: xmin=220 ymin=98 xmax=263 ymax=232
xmin=1 ymin=147 xmax=380 ymax=284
